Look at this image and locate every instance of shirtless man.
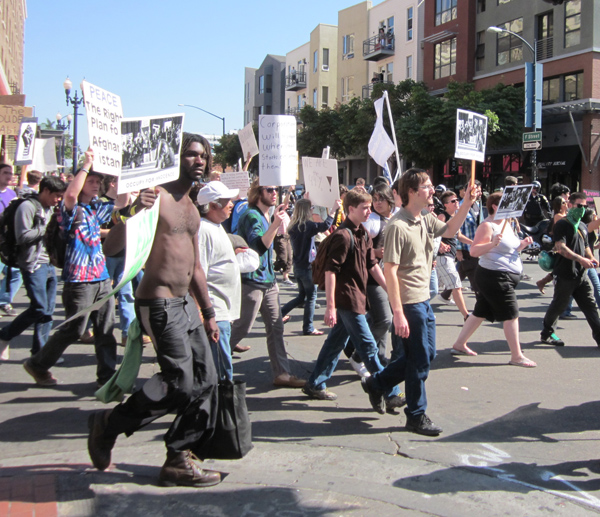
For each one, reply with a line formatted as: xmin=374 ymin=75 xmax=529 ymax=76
xmin=87 ymin=133 xmax=221 ymax=488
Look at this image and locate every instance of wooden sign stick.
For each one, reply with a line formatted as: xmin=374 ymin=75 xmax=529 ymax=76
xmin=470 ymin=160 xmax=476 ymax=187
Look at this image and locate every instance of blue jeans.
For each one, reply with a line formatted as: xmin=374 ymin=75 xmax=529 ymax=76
xmin=429 ymin=268 xmax=439 ymax=300
xmin=106 ymin=255 xmax=135 ymax=338
xmin=0 ymin=263 xmax=57 ymax=354
xmin=587 ymin=268 xmax=600 ymax=309
xmin=307 ymin=308 xmax=399 ymax=399
xmin=370 ymin=301 xmax=436 ymax=418
xmin=0 ymin=263 xmax=23 ymax=305
xmin=211 ymin=320 xmax=233 ymax=381
xmin=281 ymin=265 xmax=317 ymax=334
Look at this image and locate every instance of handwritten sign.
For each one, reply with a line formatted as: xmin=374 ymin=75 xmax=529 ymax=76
xmin=259 ymin=115 xmax=297 ymax=186
xmin=31 ymin=137 xmax=58 ymax=173
xmin=0 ymin=105 xmax=33 ymax=136
xmin=82 ymin=80 xmax=123 ymax=176
xmin=302 ymin=157 xmax=339 ymax=209
xmin=495 ymin=184 xmax=533 ymax=220
xmin=221 ymin=171 xmax=250 ymax=198
xmin=238 ymin=122 xmax=259 ymax=159
xmin=455 ymin=109 xmax=488 ymax=163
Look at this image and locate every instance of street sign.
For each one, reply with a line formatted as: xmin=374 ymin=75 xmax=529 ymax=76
xmin=523 ymin=141 xmax=542 ymax=150
xmin=522 ymin=131 xmax=542 ymax=151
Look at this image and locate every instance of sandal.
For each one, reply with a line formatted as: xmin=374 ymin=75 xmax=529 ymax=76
xmin=303 ymin=329 xmax=324 ymax=336
xmin=508 ymin=358 xmax=537 ymax=368
xmin=282 ymin=315 xmax=291 ymax=324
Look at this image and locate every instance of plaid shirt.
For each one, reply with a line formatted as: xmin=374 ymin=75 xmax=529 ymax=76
xmin=456 ymin=201 xmax=483 ymax=252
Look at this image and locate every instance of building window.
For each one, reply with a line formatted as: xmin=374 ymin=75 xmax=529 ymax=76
xmin=313 ymin=50 xmax=318 ymax=73
xmin=407 ymin=7 xmax=413 ymax=41
xmin=477 ymin=0 xmax=486 ymax=13
xmin=564 ymin=72 xmax=583 ymax=101
xmin=342 ymin=76 xmax=355 ymax=102
xmin=406 ymin=55 xmax=413 ymax=79
xmin=386 ymin=62 xmax=393 ymax=83
xmin=258 ymin=75 xmax=264 ymax=95
xmin=435 ymin=0 xmax=457 ymax=26
xmin=564 ymin=0 xmax=581 ymax=48
xmin=323 ymin=48 xmax=329 ymax=69
xmin=542 ymin=77 xmax=560 ymax=105
xmin=322 ymin=86 xmax=329 ymax=108
xmin=297 ymin=94 xmax=302 ymax=108
xmin=542 ymin=72 xmax=583 ymax=105
xmin=434 ymin=38 xmax=456 ymax=79
xmin=496 ymin=18 xmax=523 ymax=65
xmin=475 ymin=31 xmax=485 ymax=72
xmin=343 ymin=34 xmax=355 ymax=58
xmin=313 ymin=88 xmax=318 ymax=108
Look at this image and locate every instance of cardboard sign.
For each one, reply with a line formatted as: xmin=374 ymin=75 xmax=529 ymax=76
xmin=30 ymin=137 xmax=58 ymax=172
xmin=495 ymin=184 xmax=534 ymax=220
xmin=221 ymin=171 xmax=250 ymax=198
xmin=455 ymin=109 xmax=488 ymax=163
xmin=82 ymin=81 xmax=123 ymax=176
xmin=238 ymin=122 xmax=259 ymax=159
xmin=258 ymin=115 xmax=297 ymax=186
xmin=302 ymin=156 xmax=339 ymax=209
xmin=119 ymin=113 xmax=184 ymax=194
xmin=14 ymin=117 xmax=38 ymax=165
xmin=0 ymin=105 xmax=33 ymax=136
xmin=583 ymin=189 xmax=600 ymax=209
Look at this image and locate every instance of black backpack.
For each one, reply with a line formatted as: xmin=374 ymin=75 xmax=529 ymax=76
xmin=0 ymin=194 xmax=42 ymax=268
xmin=44 ymin=210 xmax=68 ymax=269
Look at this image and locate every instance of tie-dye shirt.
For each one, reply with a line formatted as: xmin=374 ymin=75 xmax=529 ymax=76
xmin=59 ymin=198 xmax=114 ymax=282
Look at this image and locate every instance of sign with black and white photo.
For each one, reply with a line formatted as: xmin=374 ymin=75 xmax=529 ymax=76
xmin=455 ymin=109 xmax=488 ymax=163
xmin=81 ymin=81 xmax=123 ymax=176
xmin=119 ymin=113 xmax=184 ymax=194
xmin=494 ymin=184 xmax=534 ymax=220
xmin=258 ymin=115 xmax=297 ymax=186
xmin=14 ymin=117 xmax=38 ymax=165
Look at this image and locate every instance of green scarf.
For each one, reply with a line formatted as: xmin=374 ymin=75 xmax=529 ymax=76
xmin=566 ymin=206 xmax=586 ymax=230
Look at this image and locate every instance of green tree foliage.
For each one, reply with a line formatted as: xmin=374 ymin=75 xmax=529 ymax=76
xmin=213 ymin=126 xmax=259 ymax=174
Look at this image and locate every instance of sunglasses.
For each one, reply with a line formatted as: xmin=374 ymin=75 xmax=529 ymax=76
xmin=263 ymin=187 xmax=277 ymax=193
xmin=446 ymin=199 xmax=459 ymax=204
xmin=575 ymin=203 xmax=586 ymax=208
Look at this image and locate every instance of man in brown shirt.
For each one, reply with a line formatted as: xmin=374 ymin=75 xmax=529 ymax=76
xmin=302 ymin=189 xmax=404 ymax=409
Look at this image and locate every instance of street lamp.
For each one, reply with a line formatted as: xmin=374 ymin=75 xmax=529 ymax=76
xmin=56 ymin=112 xmax=72 ymax=168
xmin=487 ymin=26 xmax=540 ymax=181
xmin=178 ymin=103 xmax=225 ymax=136
xmin=63 ymin=77 xmax=85 ymax=174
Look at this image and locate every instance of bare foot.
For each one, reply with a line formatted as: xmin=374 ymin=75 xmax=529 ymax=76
xmin=451 ymin=346 xmax=478 ymax=356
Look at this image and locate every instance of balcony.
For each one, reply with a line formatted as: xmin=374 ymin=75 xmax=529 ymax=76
xmin=362 ymin=79 xmax=394 ymax=100
xmin=285 ymin=71 xmax=307 ymax=91
xmin=363 ymin=33 xmax=395 ymax=61
xmin=536 ymin=36 xmax=553 ymax=61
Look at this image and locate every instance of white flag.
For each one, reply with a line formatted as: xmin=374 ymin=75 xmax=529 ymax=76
xmin=368 ymin=97 xmax=395 ymax=167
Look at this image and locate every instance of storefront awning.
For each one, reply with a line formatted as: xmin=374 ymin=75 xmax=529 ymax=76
xmin=535 ymin=145 xmax=580 ymax=174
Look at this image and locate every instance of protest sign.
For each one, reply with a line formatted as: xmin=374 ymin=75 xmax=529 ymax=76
xmin=494 ymin=184 xmax=534 ymax=221
xmin=221 ymin=171 xmax=250 ymax=198
xmin=455 ymin=109 xmax=488 ymax=163
xmin=119 ymin=114 xmax=184 ymax=194
xmin=30 ymin=137 xmax=58 ymax=172
xmin=238 ymin=122 xmax=259 ymax=159
xmin=302 ymin=157 xmax=339 ymax=209
xmin=583 ymin=189 xmax=600 ymax=209
xmin=81 ymin=81 xmax=123 ymax=176
xmin=258 ymin=115 xmax=297 ymax=186
xmin=0 ymin=105 xmax=33 ymax=136
xmin=14 ymin=117 xmax=37 ymax=165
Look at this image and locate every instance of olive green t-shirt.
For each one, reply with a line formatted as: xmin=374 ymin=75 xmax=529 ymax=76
xmin=383 ymin=207 xmax=447 ymax=305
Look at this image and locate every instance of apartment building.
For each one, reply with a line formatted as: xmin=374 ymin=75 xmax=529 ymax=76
xmin=284 ymin=43 xmax=310 ymax=116
xmin=245 ymin=55 xmax=286 ymax=126
xmin=0 ymin=0 xmax=26 ymax=96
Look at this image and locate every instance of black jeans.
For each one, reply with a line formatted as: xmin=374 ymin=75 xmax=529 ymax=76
xmin=105 ymin=295 xmax=218 ymax=452
xmin=542 ymin=274 xmax=600 ymax=345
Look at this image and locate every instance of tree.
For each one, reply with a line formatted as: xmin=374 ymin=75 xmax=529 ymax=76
xmin=213 ymin=125 xmax=259 ymax=174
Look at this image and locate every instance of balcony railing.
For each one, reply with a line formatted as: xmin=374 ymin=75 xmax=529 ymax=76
xmin=285 ymin=106 xmax=303 ymax=118
xmin=536 ymin=36 xmax=553 ymax=61
xmin=362 ymin=80 xmax=394 ymax=99
xmin=285 ymin=71 xmax=307 ymax=91
xmin=363 ymin=33 xmax=395 ymax=61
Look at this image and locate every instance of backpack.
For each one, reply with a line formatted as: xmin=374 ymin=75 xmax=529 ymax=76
xmin=0 ymin=194 xmax=41 ymax=268
xmin=44 ymin=211 xmax=68 ymax=269
xmin=311 ymin=227 xmax=367 ymax=291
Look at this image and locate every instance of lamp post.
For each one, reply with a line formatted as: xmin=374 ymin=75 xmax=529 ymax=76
xmin=55 ymin=112 xmax=72 ymax=169
xmin=487 ymin=26 xmax=540 ymax=181
xmin=63 ymin=77 xmax=85 ymax=174
xmin=178 ymin=103 xmax=225 ymax=136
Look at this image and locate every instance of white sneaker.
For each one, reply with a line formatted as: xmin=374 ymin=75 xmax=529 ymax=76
xmin=349 ymin=357 xmax=371 ymax=378
xmin=0 ymin=339 xmax=9 ymax=361
xmin=436 ymin=295 xmax=455 ymax=305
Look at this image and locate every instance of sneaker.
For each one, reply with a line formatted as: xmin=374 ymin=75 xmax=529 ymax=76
xmin=281 ymin=279 xmax=295 ymax=286
xmin=559 ymin=313 xmax=577 ymax=320
xmin=349 ymin=356 xmax=371 ymax=378
xmin=0 ymin=304 xmax=17 ymax=316
xmin=436 ymin=295 xmax=455 ymax=306
xmin=361 ymin=377 xmax=385 ymax=414
xmin=405 ymin=414 xmax=443 ymax=436
xmin=23 ymin=358 xmax=58 ymax=386
xmin=302 ymin=384 xmax=337 ymax=400
xmin=385 ymin=393 xmax=407 ymax=414
xmin=87 ymin=410 xmax=116 ymax=471
xmin=540 ymin=332 xmax=565 ymax=346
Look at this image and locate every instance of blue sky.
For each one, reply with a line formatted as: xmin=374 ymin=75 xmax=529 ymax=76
xmin=24 ymin=0 xmax=382 ymax=146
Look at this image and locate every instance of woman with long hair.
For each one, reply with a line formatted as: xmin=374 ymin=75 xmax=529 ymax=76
xmin=282 ymin=198 xmax=340 ymax=335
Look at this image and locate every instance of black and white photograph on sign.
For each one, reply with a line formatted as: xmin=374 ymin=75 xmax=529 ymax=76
xmin=495 ymin=184 xmax=534 ymax=220
xmin=455 ymin=109 xmax=488 ymax=162
xmin=14 ymin=117 xmax=37 ymax=165
xmin=119 ymin=114 xmax=184 ymax=194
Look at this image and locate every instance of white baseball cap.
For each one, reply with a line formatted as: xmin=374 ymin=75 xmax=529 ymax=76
xmin=196 ymin=181 xmax=239 ymax=205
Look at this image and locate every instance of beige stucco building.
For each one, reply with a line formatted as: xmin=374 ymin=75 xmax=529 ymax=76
xmin=0 ymin=0 xmax=26 ymax=96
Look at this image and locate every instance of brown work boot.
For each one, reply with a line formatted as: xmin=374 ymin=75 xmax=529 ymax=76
xmin=158 ymin=450 xmax=221 ymax=487
xmin=23 ymin=358 xmax=57 ymax=386
xmin=87 ymin=410 xmax=116 ymax=471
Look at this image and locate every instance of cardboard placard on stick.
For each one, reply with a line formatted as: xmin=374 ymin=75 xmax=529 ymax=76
xmin=0 ymin=105 xmax=33 ymax=136
xmin=14 ymin=117 xmax=37 ymax=165
xmin=238 ymin=122 xmax=259 ymax=159
xmin=301 ymin=156 xmax=339 ymax=209
xmin=258 ymin=115 xmax=297 ymax=186
xmin=494 ymin=184 xmax=534 ymax=221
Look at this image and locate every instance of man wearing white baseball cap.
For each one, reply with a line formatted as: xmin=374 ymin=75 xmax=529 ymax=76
xmin=196 ymin=181 xmax=241 ymax=381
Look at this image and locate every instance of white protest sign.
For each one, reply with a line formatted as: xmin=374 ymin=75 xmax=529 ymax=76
xmin=302 ymin=157 xmax=339 ymax=209
xmin=119 ymin=113 xmax=184 ymax=194
xmin=238 ymin=122 xmax=259 ymax=159
xmin=495 ymin=184 xmax=534 ymax=220
xmin=455 ymin=109 xmax=488 ymax=163
xmin=322 ymin=146 xmax=330 ymax=159
xmin=82 ymin=81 xmax=123 ymax=176
xmin=14 ymin=117 xmax=37 ymax=165
xmin=259 ymin=115 xmax=297 ymax=186
xmin=221 ymin=171 xmax=250 ymax=198
xmin=30 ymin=137 xmax=58 ymax=172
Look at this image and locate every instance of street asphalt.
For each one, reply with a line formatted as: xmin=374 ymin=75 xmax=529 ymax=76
xmin=2 ymin=260 xmax=600 ymax=516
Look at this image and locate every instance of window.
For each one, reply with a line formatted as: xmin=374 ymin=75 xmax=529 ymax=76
xmin=343 ymin=34 xmax=355 ymax=58
xmin=542 ymin=77 xmax=560 ymax=105
xmin=406 ymin=55 xmax=413 ymax=79
xmin=434 ymin=38 xmax=456 ymax=79
xmin=341 ymin=76 xmax=355 ymax=101
xmin=297 ymin=94 xmax=301 ymax=108
xmin=313 ymin=88 xmax=318 ymax=108
xmin=435 ymin=0 xmax=457 ymax=26
xmin=565 ymin=0 xmax=581 ymax=48
xmin=313 ymin=50 xmax=318 ymax=73
xmin=323 ymin=48 xmax=329 ymax=69
xmin=386 ymin=62 xmax=393 ymax=83
xmin=496 ymin=18 xmax=523 ymax=65
xmin=258 ymin=75 xmax=264 ymax=95
xmin=322 ymin=86 xmax=329 ymax=108
xmin=477 ymin=0 xmax=486 ymax=13
xmin=476 ymin=31 xmax=485 ymax=72
xmin=564 ymin=72 xmax=583 ymax=101
xmin=542 ymin=72 xmax=583 ymax=105
xmin=387 ymin=16 xmax=394 ymax=31
xmin=407 ymin=7 xmax=413 ymax=41
xmin=537 ymin=12 xmax=554 ymax=60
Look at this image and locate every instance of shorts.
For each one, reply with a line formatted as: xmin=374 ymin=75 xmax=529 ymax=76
xmin=436 ymin=255 xmax=462 ymax=290
xmin=473 ymin=266 xmax=520 ymax=322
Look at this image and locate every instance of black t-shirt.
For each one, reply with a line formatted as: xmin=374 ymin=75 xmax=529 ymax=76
xmin=553 ymin=219 xmax=588 ymax=280
xmin=438 ymin=210 xmax=457 ymax=258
